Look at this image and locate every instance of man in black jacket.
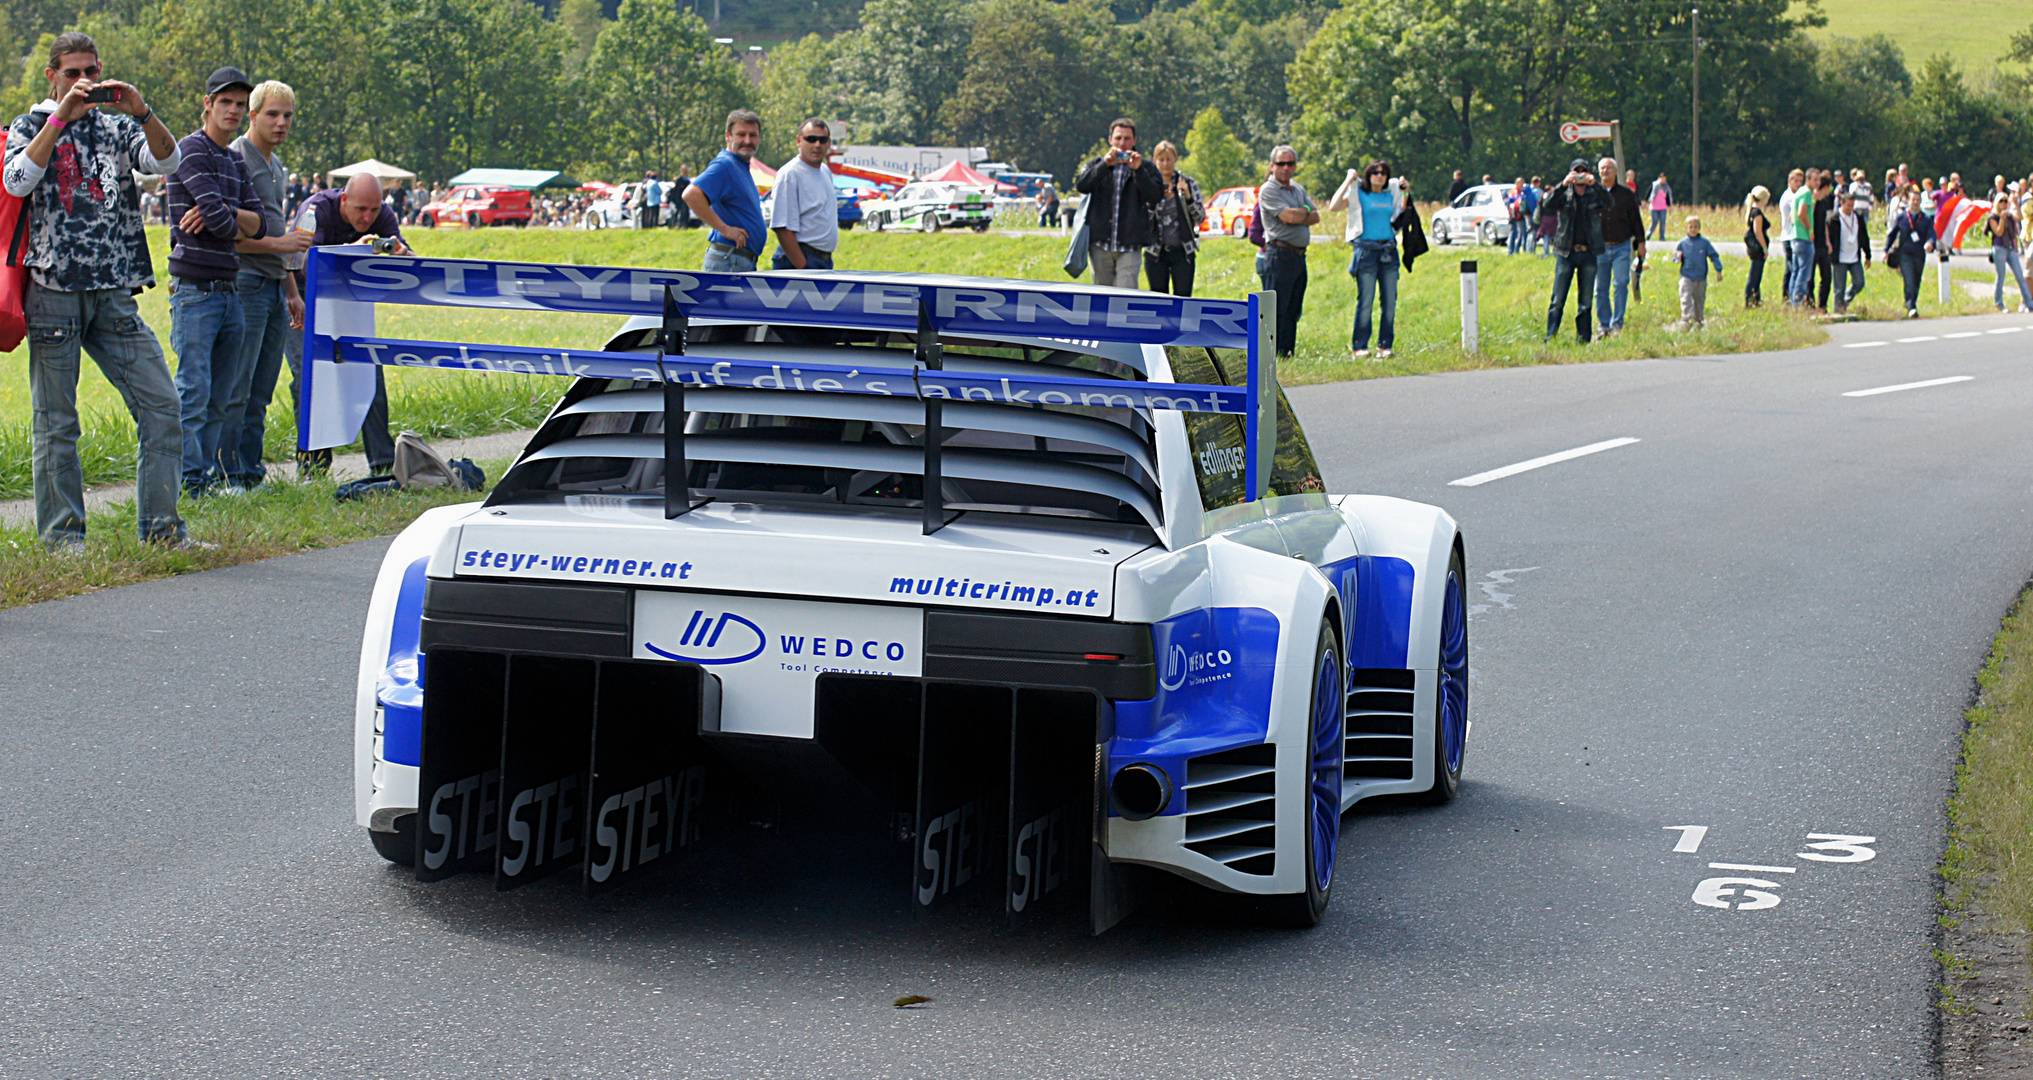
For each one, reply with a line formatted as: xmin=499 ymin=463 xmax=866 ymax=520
xmin=1542 ymin=158 xmax=1611 ymax=344
xmin=1593 ymin=156 xmax=1646 ymax=335
xmin=1074 ymin=118 xmax=1163 ymax=288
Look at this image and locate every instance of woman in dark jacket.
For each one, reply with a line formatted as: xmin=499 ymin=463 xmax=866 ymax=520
xmin=1142 ymin=141 xmax=1206 ymax=296
xmin=1884 ymin=188 xmax=1935 ymax=318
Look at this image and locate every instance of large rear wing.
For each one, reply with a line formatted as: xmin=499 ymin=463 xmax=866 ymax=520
xmin=302 ymin=248 xmax=1280 ymax=529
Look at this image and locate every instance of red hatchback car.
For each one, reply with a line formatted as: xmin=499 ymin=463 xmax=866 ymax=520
xmin=418 ymin=185 xmax=532 ymax=228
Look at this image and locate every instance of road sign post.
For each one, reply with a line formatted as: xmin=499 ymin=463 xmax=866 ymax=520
xmin=1460 ymin=260 xmax=1479 ymax=353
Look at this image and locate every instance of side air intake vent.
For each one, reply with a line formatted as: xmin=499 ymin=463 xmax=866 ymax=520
xmin=1346 ymin=668 xmax=1415 ymax=780
xmin=1181 ymin=743 xmax=1276 ymax=876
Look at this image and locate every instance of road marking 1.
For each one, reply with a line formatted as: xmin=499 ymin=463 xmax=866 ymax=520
xmin=1944 ymin=331 xmax=1982 ymax=339
xmin=1895 ymin=335 xmax=1940 ymax=343
xmin=1448 ymin=437 xmax=1641 ymax=488
xmin=1666 ymin=825 xmax=1708 ymax=853
xmin=1842 ymin=341 xmax=1888 ymax=349
xmin=1707 ymin=862 xmax=1799 ymax=874
xmin=1842 ymin=375 xmax=1974 ymax=398
xmin=1988 ymin=327 xmax=2025 ymax=334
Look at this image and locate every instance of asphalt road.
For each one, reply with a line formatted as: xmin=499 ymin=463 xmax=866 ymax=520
xmin=5 ymin=312 xmax=2031 ymax=1079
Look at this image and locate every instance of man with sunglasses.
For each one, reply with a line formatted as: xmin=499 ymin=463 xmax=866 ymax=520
xmin=4 ymin=32 xmax=199 ymax=550
xmin=769 ymin=119 xmax=839 ymax=271
xmin=1255 ymin=145 xmax=1318 ymax=358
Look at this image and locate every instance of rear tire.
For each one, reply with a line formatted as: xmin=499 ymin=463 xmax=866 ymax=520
xmin=870 ymin=214 xmax=886 ymax=232
xmin=924 ymin=214 xmax=941 ymax=234
xmin=467 ymin=211 xmax=481 ymax=228
xmin=1262 ymin=618 xmax=1342 ymax=927
xmin=1477 ymin=221 xmax=1495 ymax=245
xmin=1425 ymin=547 xmax=1469 ymax=802
xmin=1231 ymin=216 xmax=1247 ymax=238
xmin=420 ymin=213 xmax=436 ymax=228
xmin=369 ymin=814 xmax=416 ymax=867
xmin=1432 ymin=221 xmax=1450 ymax=246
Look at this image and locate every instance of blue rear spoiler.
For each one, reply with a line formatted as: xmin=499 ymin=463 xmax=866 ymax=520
xmin=302 ymin=249 xmax=1280 ymax=525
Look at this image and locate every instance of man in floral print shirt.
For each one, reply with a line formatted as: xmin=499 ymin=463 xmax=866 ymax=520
xmin=3 ymin=32 xmax=199 ymax=550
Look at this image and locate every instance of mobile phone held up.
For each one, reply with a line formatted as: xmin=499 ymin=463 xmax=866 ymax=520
xmin=82 ymin=86 xmax=121 ymax=104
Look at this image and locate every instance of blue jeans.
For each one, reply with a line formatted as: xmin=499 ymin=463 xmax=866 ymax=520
xmin=170 ymin=281 xmax=247 ymax=490
xmin=1784 ymin=239 xmax=1816 ymax=304
xmin=1594 ymin=242 xmax=1633 ymax=331
xmin=1993 ymin=245 xmax=2032 ymax=309
xmin=1506 ymin=217 xmax=1528 ymax=254
xmin=771 ymin=246 xmax=834 ymax=270
xmin=223 ymin=272 xmax=290 ymax=485
xmin=1533 ymin=221 xmax=1553 ymax=256
xmin=1546 ymin=252 xmax=1598 ymax=342
xmin=1348 ymin=241 xmax=1399 ymax=350
xmin=1649 ymin=209 xmax=1668 ymax=239
xmin=703 ymin=246 xmax=758 ymax=273
xmin=24 ymin=284 xmax=186 ymax=545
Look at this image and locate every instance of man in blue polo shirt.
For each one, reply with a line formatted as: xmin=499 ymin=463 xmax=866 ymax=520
xmin=682 ymin=109 xmax=764 ymax=272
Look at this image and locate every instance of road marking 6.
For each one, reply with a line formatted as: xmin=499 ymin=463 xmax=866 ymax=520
xmin=1708 ymin=862 xmax=1798 ymax=874
xmin=1841 ymin=341 xmax=1887 ymax=349
xmin=1448 ymin=437 xmax=1641 ymax=488
xmin=1842 ymin=376 xmax=1974 ymax=397
xmin=1797 ymin=834 xmax=1877 ymax=862
xmin=1665 ymin=825 xmax=1708 ymax=853
xmin=1895 ymin=335 xmax=1939 ymax=342
xmin=1694 ymin=877 xmax=1783 ymax=911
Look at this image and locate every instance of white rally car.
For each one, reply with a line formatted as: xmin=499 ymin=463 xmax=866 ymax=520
xmin=314 ymin=252 xmax=1467 ymax=929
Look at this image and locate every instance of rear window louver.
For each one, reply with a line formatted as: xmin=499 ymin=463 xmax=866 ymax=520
xmin=488 ymin=328 xmax=1166 ymax=531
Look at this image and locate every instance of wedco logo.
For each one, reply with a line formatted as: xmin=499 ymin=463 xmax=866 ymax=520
xmin=644 ymin=610 xmax=766 ymax=665
xmin=1161 ymin=642 xmax=1233 ymax=692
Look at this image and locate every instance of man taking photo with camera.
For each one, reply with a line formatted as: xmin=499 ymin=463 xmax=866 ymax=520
xmin=291 ymin=173 xmax=410 ymax=476
xmin=1541 ymin=157 xmax=1611 ymax=344
xmin=3 ymin=32 xmax=198 ymax=549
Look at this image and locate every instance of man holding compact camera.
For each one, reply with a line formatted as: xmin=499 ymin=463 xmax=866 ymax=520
xmin=291 ymin=173 xmax=410 ymax=476
xmin=1075 ymin=118 xmax=1164 ymax=289
xmin=1541 ymin=157 xmax=1612 ymax=344
xmin=3 ymin=32 xmax=196 ymax=549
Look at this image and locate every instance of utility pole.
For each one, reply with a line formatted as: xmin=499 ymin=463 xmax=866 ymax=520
xmin=1691 ymin=6 xmax=1701 ymax=206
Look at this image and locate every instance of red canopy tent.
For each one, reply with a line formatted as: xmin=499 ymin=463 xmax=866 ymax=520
xmin=923 ymin=160 xmax=1017 ymax=193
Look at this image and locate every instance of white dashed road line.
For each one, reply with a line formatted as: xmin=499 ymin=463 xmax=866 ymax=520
xmin=1449 ymin=438 xmax=1641 ymax=488
xmin=1842 ymin=341 xmax=1887 ymax=349
xmin=1842 ymin=376 xmax=1975 ymax=398
xmin=1944 ymin=331 xmax=1982 ymax=339
xmin=1895 ymin=336 xmax=1939 ymax=343
xmin=1990 ymin=326 xmax=2024 ymax=334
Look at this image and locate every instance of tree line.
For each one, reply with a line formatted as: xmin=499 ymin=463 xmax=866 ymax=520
xmin=7 ymin=0 xmax=2032 ymax=198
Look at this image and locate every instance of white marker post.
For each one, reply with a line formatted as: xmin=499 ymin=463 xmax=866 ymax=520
xmin=1460 ymin=259 xmax=1479 ymax=352
xmin=1937 ymin=251 xmax=1950 ymax=306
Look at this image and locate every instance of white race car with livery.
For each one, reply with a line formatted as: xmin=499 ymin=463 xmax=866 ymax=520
xmin=312 ymin=251 xmax=1468 ymax=929
xmin=860 ymin=182 xmax=993 ymax=233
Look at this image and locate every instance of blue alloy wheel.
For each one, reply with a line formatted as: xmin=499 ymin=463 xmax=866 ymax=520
xmin=1427 ymin=547 xmax=1470 ymax=802
xmin=1266 ymin=619 xmax=1343 ymax=926
xmin=1308 ymin=640 xmax=1345 ymax=892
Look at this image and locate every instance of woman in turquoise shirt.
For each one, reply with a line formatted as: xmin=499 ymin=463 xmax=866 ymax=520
xmin=1327 ymin=160 xmax=1410 ymax=360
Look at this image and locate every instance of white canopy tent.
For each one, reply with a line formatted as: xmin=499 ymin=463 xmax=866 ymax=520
xmin=326 ymin=158 xmax=417 ymax=183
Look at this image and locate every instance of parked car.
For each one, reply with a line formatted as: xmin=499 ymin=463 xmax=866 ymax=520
xmin=1429 ymin=183 xmax=1514 ymax=246
xmin=860 ymin=182 xmax=993 ymax=233
xmin=1201 ymin=186 xmax=1259 ymax=238
xmin=417 ymin=185 xmax=532 ymax=228
xmin=757 ymin=185 xmax=871 ymax=233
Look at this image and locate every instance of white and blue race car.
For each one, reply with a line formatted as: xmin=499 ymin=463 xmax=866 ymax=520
xmin=320 ymin=251 xmax=1468 ymax=929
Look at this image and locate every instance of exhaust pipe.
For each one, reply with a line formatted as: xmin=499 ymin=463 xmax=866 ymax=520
xmin=1110 ymin=763 xmax=1172 ymax=821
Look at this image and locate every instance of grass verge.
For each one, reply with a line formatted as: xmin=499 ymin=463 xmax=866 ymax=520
xmin=0 ymin=460 xmax=508 ymax=610
xmin=1943 ymin=587 xmax=2033 ymax=929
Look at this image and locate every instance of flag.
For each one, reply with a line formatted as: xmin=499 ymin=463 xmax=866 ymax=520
xmin=1934 ymin=192 xmax=1991 ymax=250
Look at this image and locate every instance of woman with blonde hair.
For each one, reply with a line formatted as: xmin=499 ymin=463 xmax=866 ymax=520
xmin=1743 ymin=185 xmax=1771 ymax=308
xmin=1142 ymin=140 xmax=1206 ymax=296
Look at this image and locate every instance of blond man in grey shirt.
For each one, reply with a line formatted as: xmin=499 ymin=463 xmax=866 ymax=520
xmin=1256 ymin=145 xmax=1318 ymax=357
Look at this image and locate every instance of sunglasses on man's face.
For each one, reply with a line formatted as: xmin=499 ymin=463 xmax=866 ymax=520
xmin=1273 ymin=159 xmax=1297 ymax=167
xmin=802 ymin=134 xmax=831 ymax=144
xmin=61 ymin=64 xmax=101 ymax=80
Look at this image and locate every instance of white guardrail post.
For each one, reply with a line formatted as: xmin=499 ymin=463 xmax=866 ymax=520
xmin=1937 ymin=251 xmax=1950 ymax=306
xmin=1459 ymin=260 xmax=1479 ymax=352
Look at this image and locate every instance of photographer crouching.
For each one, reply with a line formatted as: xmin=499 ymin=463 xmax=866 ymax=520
xmin=2 ymin=32 xmax=201 ymax=550
xmin=291 ymin=173 xmax=410 ymax=476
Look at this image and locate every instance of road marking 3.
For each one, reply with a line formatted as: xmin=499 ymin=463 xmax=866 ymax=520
xmin=1708 ymin=862 xmax=1800 ymax=874
xmin=1944 ymin=331 xmax=1982 ymax=339
xmin=1842 ymin=375 xmax=1974 ymax=398
xmin=1666 ymin=825 xmax=1708 ymax=853
xmin=1842 ymin=341 xmax=1887 ymax=349
xmin=1895 ymin=335 xmax=1939 ymax=342
xmin=1448 ymin=437 xmax=1641 ymax=488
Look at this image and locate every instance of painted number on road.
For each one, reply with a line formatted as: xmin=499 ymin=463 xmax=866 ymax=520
xmin=1669 ymin=827 xmax=1878 ymax=912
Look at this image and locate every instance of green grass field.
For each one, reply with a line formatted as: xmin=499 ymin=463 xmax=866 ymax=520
xmin=1803 ymin=0 xmax=2031 ymax=71
xmin=4 ymin=218 xmax=1999 ymax=500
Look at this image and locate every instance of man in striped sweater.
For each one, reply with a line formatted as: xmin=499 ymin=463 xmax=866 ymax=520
xmin=166 ymin=66 xmax=268 ymax=494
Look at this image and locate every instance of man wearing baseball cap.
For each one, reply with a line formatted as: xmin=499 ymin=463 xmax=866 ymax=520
xmin=166 ymin=66 xmax=269 ymax=494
